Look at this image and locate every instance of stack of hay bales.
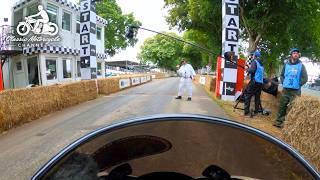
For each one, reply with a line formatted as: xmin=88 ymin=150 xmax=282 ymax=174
xmin=0 ymin=74 xmax=154 ymax=133
xmin=0 ymin=86 xmax=60 ymax=131
xmin=282 ymin=96 xmax=320 ymax=172
xmin=153 ymin=73 xmax=167 ymax=79
xmin=0 ymin=81 xmax=98 ymax=132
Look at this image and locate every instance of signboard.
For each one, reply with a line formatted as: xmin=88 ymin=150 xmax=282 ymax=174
xmin=119 ymin=79 xmax=130 ymax=89
xmin=146 ymin=76 xmax=151 ymax=81
xmin=131 ymin=77 xmax=141 ymax=85
xmin=141 ymin=76 xmax=147 ymax=83
xmin=221 ymin=0 xmax=239 ymax=101
xmin=200 ymin=76 xmax=206 ymax=85
xmin=80 ymin=0 xmax=97 ymax=79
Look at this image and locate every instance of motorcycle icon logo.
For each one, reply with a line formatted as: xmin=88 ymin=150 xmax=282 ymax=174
xmin=16 ymin=5 xmax=58 ymax=36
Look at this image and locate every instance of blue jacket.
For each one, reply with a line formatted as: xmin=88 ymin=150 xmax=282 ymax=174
xmin=248 ymin=59 xmax=264 ymax=84
xmin=280 ymin=59 xmax=308 ymax=91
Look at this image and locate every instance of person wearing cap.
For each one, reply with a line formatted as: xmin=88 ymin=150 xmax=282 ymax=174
xmin=273 ymin=48 xmax=308 ymax=128
xmin=175 ymin=58 xmax=196 ymax=101
xmin=244 ymin=50 xmax=264 ymax=116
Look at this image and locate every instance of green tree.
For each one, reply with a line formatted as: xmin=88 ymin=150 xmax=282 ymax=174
xmin=182 ymin=29 xmax=218 ymax=70
xmin=164 ymin=0 xmax=320 ymax=74
xmin=138 ymin=32 xmax=184 ymax=70
xmin=96 ymin=0 xmax=141 ymax=56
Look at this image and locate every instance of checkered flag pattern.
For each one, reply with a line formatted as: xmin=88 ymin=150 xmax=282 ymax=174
xmin=96 ymin=53 xmax=108 ymax=59
xmin=22 ymin=45 xmax=107 ymax=59
xmin=23 ymin=46 xmax=79 ymax=56
xmin=96 ymin=16 xmax=108 ymax=26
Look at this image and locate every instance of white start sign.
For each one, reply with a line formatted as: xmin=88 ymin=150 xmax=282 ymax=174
xmin=222 ymin=0 xmax=239 ymax=55
xmin=221 ymin=0 xmax=240 ymax=101
xmin=80 ymin=0 xmax=97 ymax=80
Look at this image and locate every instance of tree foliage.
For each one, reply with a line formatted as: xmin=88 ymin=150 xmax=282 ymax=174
xmin=138 ymin=32 xmax=184 ymax=70
xmin=182 ymin=30 xmax=215 ymax=69
xmin=164 ymin=0 xmax=320 ymax=74
xmin=96 ymin=0 xmax=141 ymax=56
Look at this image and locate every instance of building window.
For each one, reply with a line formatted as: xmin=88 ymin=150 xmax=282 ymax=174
xmin=77 ymin=60 xmax=81 ymax=77
xmin=26 ymin=3 xmax=40 ymax=17
xmin=97 ymin=27 xmax=102 ymax=40
xmin=76 ymin=15 xmax=80 ymax=34
xmin=16 ymin=61 xmax=23 ymax=71
xmin=47 ymin=4 xmax=58 ymax=24
xmin=97 ymin=62 xmax=102 ymax=76
xmin=46 ymin=59 xmax=57 ymax=80
xmin=62 ymin=11 xmax=71 ymax=31
xmin=13 ymin=9 xmax=23 ymax=27
xmin=63 ymin=59 xmax=72 ymax=78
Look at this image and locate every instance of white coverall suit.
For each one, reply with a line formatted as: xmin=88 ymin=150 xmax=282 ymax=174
xmin=177 ymin=64 xmax=196 ymax=97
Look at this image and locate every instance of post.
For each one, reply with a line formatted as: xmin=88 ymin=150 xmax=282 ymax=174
xmin=220 ymin=0 xmax=240 ymax=101
xmin=80 ymin=0 xmax=97 ymax=80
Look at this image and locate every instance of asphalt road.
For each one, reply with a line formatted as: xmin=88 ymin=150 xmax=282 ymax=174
xmin=0 ymin=77 xmax=228 ymax=180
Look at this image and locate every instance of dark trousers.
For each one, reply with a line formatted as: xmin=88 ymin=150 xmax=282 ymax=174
xmin=276 ymin=89 xmax=300 ymax=123
xmin=244 ymin=80 xmax=263 ymax=114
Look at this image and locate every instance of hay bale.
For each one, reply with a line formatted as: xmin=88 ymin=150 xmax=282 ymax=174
xmin=282 ymin=96 xmax=320 ymax=172
xmin=194 ymin=75 xmax=200 ymax=83
xmin=204 ymin=76 xmax=216 ymax=92
xmin=97 ymin=77 xmax=121 ymax=95
xmin=153 ymin=73 xmax=168 ymax=79
xmin=58 ymin=80 xmax=98 ymax=108
xmin=0 ymin=80 xmax=98 ymax=133
xmin=0 ymin=86 xmax=60 ymax=132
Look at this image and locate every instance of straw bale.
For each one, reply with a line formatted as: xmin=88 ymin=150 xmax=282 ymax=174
xmin=194 ymin=75 xmax=200 ymax=83
xmin=58 ymin=80 xmax=98 ymax=108
xmin=0 ymin=74 xmax=153 ymax=132
xmin=282 ymin=96 xmax=320 ymax=171
xmin=97 ymin=77 xmax=121 ymax=95
xmin=0 ymin=80 xmax=98 ymax=132
xmin=204 ymin=76 xmax=216 ymax=92
xmin=0 ymin=86 xmax=60 ymax=132
xmin=153 ymin=73 xmax=167 ymax=79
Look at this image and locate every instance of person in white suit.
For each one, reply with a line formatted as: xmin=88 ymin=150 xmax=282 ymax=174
xmin=175 ymin=59 xmax=196 ymax=101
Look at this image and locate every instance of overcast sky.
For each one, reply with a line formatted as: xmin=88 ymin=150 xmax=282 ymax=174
xmin=0 ymin=1 xmax=14 ymax=25
xmin=114 ymin=0 xmax=180 ymax=62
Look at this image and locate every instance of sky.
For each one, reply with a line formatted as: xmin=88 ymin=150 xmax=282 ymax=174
xmin=113 ymin=0 xmax=180 ymax=62
xmin=0 ymin=1 xmax=14 ymax=25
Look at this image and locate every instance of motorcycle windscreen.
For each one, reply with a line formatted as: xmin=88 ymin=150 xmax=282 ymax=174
xmin=39 ymin=119 xmax=316 ymax=180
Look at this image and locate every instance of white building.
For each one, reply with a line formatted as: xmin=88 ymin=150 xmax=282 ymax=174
xmin=1 ymin=0 xmax=108 ymax=89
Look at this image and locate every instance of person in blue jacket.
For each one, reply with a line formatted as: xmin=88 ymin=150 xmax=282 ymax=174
xmin=273 ymin=48 xmax=308 ymax=128
xmin=244 ymin=50 xmax=264 ymax=116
